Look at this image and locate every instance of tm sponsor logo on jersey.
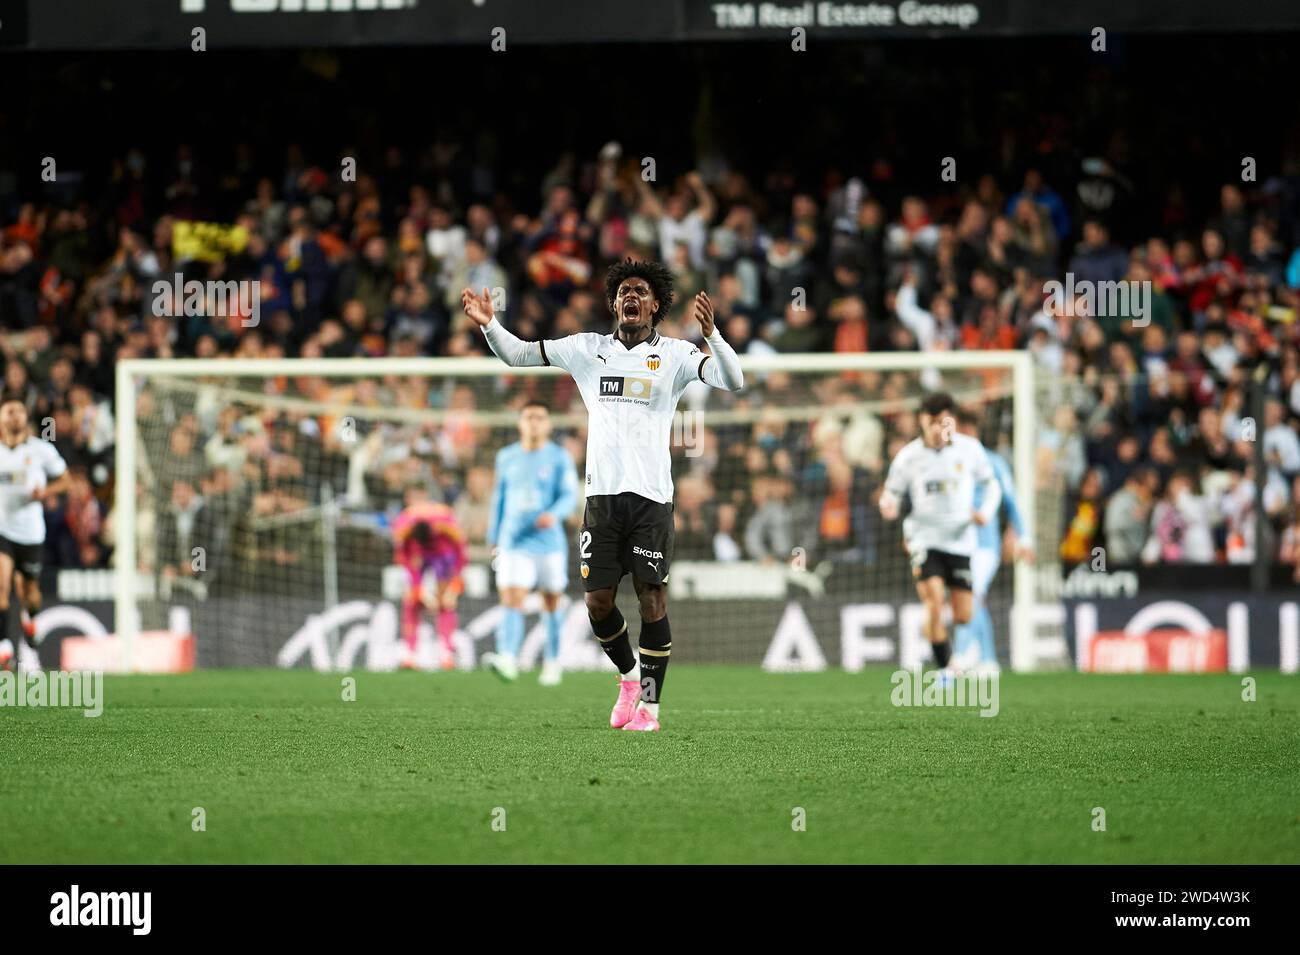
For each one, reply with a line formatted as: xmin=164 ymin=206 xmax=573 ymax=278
xmin=599 ymin=377 xmax=654 ymax=401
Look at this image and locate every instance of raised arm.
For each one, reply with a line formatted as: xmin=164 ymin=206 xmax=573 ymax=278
xmin=634 ymin=176 xmax=665 ymax=220
xmin=685 ymin=171 xmax=717 ymax=226
xmin=895 ymin=275 xmax=936 ymax=351
xmin=461 ymin=286 xmax=545 ymax=367
xmin=692 ymin=291 xmax=744 ymax=392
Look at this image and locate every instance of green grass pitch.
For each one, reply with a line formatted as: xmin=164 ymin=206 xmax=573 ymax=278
xmin=2 ymin=668 xmax=1297 ymax=864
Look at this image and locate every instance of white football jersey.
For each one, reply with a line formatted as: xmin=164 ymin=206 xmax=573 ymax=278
xmin=883 ymin=432 xmax=995 ymax=557
xmin=0 ymin=436 xmax=67 ymax=545
xmin=541 ymin=329 xmax=707 ymax=504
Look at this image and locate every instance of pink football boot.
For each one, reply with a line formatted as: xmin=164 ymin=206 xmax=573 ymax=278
xmin=621 ymin=706 xmax=661 ymax=733
xmin=610 ymin=680 xmax=641 ymax=728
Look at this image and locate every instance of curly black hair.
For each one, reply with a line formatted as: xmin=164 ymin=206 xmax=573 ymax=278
xmin=604 ymin=258 xmax=675 ymax=327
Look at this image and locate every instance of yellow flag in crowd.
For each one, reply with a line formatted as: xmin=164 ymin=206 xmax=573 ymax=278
xmin=173 ymin=221 xmax=250 ymax=263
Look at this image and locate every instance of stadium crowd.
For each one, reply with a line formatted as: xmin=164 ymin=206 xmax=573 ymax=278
xmin=3 ymin=140 xmax=1300 ymax=584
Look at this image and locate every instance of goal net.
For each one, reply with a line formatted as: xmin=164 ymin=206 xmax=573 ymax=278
xmin=115 ymin=352 xmax=1065 ymax=673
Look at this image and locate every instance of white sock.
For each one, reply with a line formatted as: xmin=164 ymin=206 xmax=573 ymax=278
xmin=640 ymin=701 xmax=659 ymax=718
xmin=620 ymin=664 xmax=639 ymax=684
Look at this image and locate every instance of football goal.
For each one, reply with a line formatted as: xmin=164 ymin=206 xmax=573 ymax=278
xmin=114 ymin=350 xmax=1065 ymax=673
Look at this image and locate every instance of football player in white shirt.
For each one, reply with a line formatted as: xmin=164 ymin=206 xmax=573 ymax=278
xmin=0 ymin=397 xmax=70 ymax=670
xmin=879 ymin=392 xmax=1000 ymax=673
xmin=463 ymin=259 xmax=743 ymax=732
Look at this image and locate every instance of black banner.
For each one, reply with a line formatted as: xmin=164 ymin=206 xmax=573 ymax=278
xmin=1063 ymin=592 xmax=1300 ymax=672
xmin=19 ymin=0 xmax=1300 ymax=51
xmin=2 ymin=866 xmax=1287 ymax=930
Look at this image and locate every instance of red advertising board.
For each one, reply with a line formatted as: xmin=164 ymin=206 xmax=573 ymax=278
xmin=1086 ymin=629 xmax=1228 ymax=673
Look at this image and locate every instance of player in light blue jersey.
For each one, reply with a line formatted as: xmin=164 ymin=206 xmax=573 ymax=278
xmin=953 ymin=411 xmax=1033 ymax=670
xmin=483 ymin=401 xmax=580 ymax=685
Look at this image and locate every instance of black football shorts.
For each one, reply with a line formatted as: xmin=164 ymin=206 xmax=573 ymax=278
xmin=911 ymin=548 xmax=972 ymax=592
xmin=579 ymin=492 xmax=674 ymax=591
xmin=0 ymin=535 xmax=42 ymax=579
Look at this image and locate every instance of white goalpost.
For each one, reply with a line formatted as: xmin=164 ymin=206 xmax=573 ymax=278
xmin=114 ymin=350 xmax=1047 ymax=673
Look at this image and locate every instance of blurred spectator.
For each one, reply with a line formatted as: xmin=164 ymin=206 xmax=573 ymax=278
xmin=1068 ymin=220 xmax=1128 ymax=286
xmin=1263 ymin=398 xmax=1300 ymax=477
xmin=1142 ymin=471 xmax=1217 ymax=564
xmin=2 ymin=134 xmax=1300 ymax=576
xmin=1103 ymin=467 xmax=1158 ymax=565
xmin=645 ymin=172 xmax=716 ymax=270
xmin=713 ymin=503 xmax=743 ymax=562
xmin=1060 ymin=467 xmax=1104 ymax=563
xmin=1278 ymin=505 xmax=1300 ymax=583
xmin=47 ymin=467 xmax=105 ymax=569
xmin=744 ymin=473 xmax=794 ymax=564
xmin=674 ymin=476 xmax=715 ymax=560
xmin=1005 ymin=169 xmax=1071 ymax=244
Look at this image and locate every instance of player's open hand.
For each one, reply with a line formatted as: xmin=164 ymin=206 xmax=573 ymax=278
xmin=694 ymin=291 xmax=715 ymax=337
xmin=461 ymin=286 xmax=495 ymax=327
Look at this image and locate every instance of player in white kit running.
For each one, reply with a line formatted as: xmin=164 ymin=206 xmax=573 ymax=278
xmin=0 ymin=397 xmax=70 ymax=670
xmin=879 ymin=392 xmax=1000 ymax=672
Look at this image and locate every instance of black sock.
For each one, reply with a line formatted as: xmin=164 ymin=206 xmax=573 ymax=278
xmin=591 ymin=607 xmax=635 ymax=675
xmin=22 ymin=605 xmax=39 ymax=648
xmin=932 ymin=639 xmax=952 ymax=668
xmin=638 ymin=616 xmax=672 ymax=704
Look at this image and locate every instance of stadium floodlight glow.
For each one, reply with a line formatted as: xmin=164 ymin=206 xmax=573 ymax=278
xmin=115 ymin=351 xmax=1040 ymax=673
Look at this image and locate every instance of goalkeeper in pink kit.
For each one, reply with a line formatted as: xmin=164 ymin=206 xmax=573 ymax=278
xmin=392 ymin=498 xmax=468 ymax=670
